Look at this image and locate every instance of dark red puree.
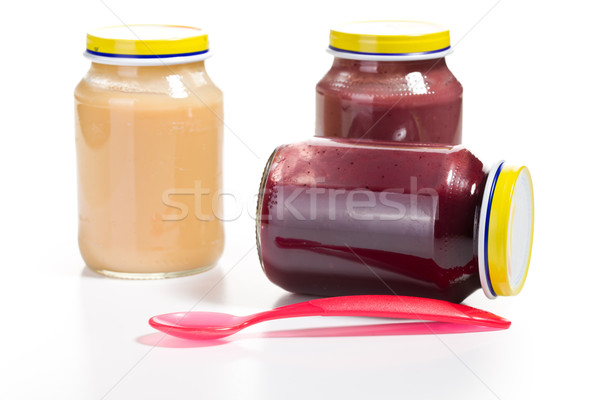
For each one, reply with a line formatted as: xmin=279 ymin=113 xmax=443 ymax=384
xmin=316 ymin=58 xmax=463 ymax=144
xmin=257 ymin=138 xmax=486 ymax=303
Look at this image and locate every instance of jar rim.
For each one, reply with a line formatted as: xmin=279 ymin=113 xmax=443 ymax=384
xmin=327 ymin=46 xmax=452 ymax=61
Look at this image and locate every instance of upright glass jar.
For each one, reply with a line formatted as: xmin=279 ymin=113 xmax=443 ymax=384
xmin=316 ymin=21 xmax=463 ymax=144
xmin=75 ymin=25 xmax=224 ymax=278
xmin=256 ymin=138 xmax=534 ymax=302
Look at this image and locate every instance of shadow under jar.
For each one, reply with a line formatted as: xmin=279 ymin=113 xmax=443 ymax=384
xmin=256 ymin=138 xmax=534 ymax=303
xmin=75 ymin=25 xmax=224 ymax=279
xmin=316 ymin=21 xmax=463 ymax=144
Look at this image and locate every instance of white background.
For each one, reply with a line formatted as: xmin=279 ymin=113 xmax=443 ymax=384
xmin=0 ymin=0 xmax=598 ymax=399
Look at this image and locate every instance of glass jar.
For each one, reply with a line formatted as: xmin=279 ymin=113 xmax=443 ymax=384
xmin=75 ymin=25 xmax=224 ymax=278
xmin=316 ymin=21 xmax=462 ymax=144
xmin=256 ymin=138 xmax=534 ymax=302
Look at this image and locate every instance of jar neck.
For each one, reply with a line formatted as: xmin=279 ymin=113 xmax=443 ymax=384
xmin=475 ymin=166 xmax=497 ymax=296
xmin=89 ymin=60 xmax=206 ymax=78
xmin=475 ymin=169 xmax=491 ymax=253
xmin=331 ymin=56 xmax=448 ymax=74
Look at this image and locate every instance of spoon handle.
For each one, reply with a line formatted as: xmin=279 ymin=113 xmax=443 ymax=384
xmin=258 ymin=295 xmax=510 ymax=329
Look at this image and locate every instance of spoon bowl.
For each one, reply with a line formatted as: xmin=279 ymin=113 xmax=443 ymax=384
xmin=150 ymin=312 xmax=250 ymax=340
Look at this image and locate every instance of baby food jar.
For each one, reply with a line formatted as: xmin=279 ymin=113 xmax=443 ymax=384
xmin=316 ymin=21 xmax=463 ymax=144
xmin=256 ymin=138 xmax=534 ymax=302
xmin=75 ymin=25 xmax=224 ymax=278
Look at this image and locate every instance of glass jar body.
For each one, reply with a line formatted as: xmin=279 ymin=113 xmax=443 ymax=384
xmin=75 ymin=61 xmax=224 ymax=278
xmin=316 ymin=58 xmax=462 ymax=144
xmin=257 ymin=138 xmax=485 ymax=302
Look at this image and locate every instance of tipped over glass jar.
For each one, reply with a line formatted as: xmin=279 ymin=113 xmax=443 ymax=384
xmin=256 ymin=138 xmax=534 ymax=302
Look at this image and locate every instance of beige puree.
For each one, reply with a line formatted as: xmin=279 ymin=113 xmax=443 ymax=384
xmin=75 ymin=62 xmax=224 ymax=278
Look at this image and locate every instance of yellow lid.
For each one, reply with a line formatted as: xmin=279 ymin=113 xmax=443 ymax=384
xmin=329 ymin=20 xmax=450 ymax=57
xmin=85 ymin=25 xmax=210 ymax=65
xmin=478 ymin=163 xmax=534 ymax=298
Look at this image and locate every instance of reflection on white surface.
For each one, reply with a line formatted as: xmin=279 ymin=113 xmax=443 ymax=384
xmin=72 ymin=248 xmax=528 ymax=399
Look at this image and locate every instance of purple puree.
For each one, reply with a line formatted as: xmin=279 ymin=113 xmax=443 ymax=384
xmin=316 ymin=58 xmax=462 ymax=144
xmin=257 ymin=138 xmax=486 ymax=302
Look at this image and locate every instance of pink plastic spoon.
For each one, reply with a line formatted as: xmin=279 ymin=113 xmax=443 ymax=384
xmin=149 ymin=295 xmax=510 ymax=340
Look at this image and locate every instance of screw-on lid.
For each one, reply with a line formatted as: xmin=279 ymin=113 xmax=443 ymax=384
xmin=85 ymin=24 xmax=211 ymax=66
xmin=328 ymin=20 xmax=452 ymax=61
xmin=478 ymin=162 xmax=535 ymax=298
